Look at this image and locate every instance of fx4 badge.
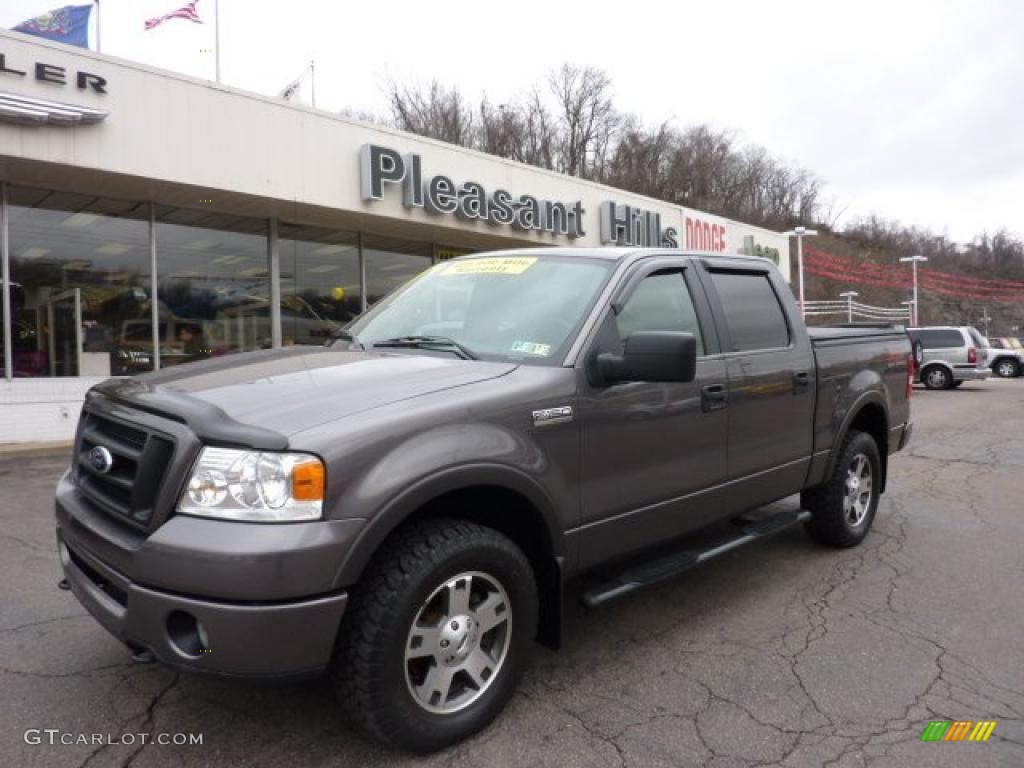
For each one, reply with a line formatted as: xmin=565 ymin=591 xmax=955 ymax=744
xmin=532 ymin=406 xmax=573 ymax=427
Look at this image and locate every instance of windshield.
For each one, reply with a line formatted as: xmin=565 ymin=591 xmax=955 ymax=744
xmin=345 ymin=255 xmax=613 ymax=365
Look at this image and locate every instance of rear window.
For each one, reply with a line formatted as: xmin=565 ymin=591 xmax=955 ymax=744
xmin=915 ymin=329 xmax=964 ymax=348
xmin=708 ymin=271 xmax=790 ymax=352
xmin=967 ymin=328 xmax=987 ymax=348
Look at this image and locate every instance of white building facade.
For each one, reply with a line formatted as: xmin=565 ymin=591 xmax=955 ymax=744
xmin=0 ymin=31 xmax=789 ymax=444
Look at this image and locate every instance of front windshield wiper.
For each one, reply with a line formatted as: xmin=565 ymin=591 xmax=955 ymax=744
xmin=371 ymin=335 xmax=478 ymax=360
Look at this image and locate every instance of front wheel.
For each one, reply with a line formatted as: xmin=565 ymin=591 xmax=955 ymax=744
xmin=332 ymin=518 xmax=537 ymax=752
xmin=802 ymin=430 xmax=881 ymax=548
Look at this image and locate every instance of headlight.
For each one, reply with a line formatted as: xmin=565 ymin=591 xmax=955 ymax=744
xmin=178 ymin=447 xmax=325 ymax=522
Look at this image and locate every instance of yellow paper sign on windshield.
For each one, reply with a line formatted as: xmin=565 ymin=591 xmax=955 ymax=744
xmin=442 ymin=257 xmax=537 ymax=276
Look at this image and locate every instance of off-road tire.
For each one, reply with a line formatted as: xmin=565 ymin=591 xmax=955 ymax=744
xmin=332 ymin=518 xmax=537 ymax=752
xmin=802 ymin=430 xmax=881 ymax=548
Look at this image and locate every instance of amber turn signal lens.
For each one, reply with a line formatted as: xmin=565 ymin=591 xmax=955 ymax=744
xmin=292 ymin=460 xmax=325 ymax=502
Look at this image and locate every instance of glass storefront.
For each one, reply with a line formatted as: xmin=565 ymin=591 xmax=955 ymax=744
xmin=0 ymin=184 xmax=479 ymax=380
xmin=279 ymin=224 xmax=361 ymax=346
xmin=7 ymin=187 xmax=151 ymax=378
xmin=363 ymin=236 xmax=434 ymax=306
xmin=154 ymin=208 xmax=270 ymax=367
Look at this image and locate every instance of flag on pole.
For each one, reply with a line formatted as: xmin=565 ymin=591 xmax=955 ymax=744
xmin=279 ymin=66 xmax=310 ymax=101
xmin=145 ymin=1 xmax=203 ymax=31
xmin=12 ymin=5 xmax=94 ymax=49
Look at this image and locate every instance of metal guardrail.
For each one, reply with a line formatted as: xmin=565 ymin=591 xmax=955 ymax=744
xmin=803 ymin=300 xmax=912 ymax=323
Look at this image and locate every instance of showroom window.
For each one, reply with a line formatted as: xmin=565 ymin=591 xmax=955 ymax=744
xmin=279 ymin=224 xmax=361 ymax=345
xmin=153 ymin=207 xmax=270 ymax=367
xmin=363 ymin=235 xmax=433 ymax=306
xmin=1 ymin=185 xmax=478 ymax=379
xmin=6 ymin=186 xmax=152 ymax=378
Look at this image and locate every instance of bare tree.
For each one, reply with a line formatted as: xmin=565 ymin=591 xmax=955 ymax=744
xmin=548 ymin=64 xmax=619 ymax=179
xmin=387 ymin=80 xmax=474 ymax=147
xmin=379 ymin=66 xmax=824 ymax=229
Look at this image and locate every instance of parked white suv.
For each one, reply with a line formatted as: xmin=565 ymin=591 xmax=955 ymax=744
xmin=906 ymin=326 xmax=992 ymax=389
xmin=985 ymin=337 xmax=1024 ymax=378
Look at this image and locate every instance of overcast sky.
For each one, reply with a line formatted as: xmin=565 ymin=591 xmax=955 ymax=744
xmin=2 ymin=0 xmax=1022 ymax=242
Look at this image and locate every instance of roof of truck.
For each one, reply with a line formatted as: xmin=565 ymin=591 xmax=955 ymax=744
xmin=453 ymin=247 xmax=769 ymax=264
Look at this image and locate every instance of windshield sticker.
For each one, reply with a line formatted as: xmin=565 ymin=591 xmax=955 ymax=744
xmin=442 ymin=257 xmax=538 ymax=276
xmin=511 ymin=340 xmax=552 ymax=357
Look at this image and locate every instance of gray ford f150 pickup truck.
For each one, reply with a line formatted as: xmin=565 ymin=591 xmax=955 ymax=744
xmin=56 ymin=248 xmax=912 ymax=751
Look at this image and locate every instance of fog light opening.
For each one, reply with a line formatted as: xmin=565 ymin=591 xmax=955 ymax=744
xmin=166 ymin=611 xmax=209 ymax=657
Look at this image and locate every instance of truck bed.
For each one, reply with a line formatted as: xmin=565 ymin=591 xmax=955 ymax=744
xmin=807 ymin=324 xmax=912 ymax=482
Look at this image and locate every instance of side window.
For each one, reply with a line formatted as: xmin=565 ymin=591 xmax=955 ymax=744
xmin=708 ymin=271 xmax=790 ymax=352
xmin=967 ymin=328 xmax=986 ymax=348
xmin=616 ymin=271 xmax=704 ymax=355
xmin=919 ymin=330 xmax=963 ymax=348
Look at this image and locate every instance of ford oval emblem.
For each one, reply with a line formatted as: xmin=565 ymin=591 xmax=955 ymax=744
xmin=88 ymin=446 xmax=114 ymax=474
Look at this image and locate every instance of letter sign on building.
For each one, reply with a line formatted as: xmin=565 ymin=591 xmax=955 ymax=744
xmin=359 ymin=143 xmax=586 ymax=239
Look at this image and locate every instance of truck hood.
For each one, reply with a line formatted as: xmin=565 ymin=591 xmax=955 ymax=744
xmin=92 ymin=346 xmax=517 ymax=439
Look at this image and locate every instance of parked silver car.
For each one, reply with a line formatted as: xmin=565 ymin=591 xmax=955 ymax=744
xmin=906 ymin=326 xmax=992 ymax=389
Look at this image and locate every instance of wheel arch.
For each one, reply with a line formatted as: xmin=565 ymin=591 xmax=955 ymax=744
xmin=919 ymin=361 xmax=953 ymax=385
xmin=827 ymin=395 xmax=890 ymax=493
xmin=334 ymin=465 xmax=566 ymax=649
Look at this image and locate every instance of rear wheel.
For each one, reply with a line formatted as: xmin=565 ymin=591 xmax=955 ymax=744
xmin=922 ymin=365 xmax=952 ymax=390
xmin=994 ymin=358 xmax=1020 ymax=378
xmin=802 ymin=430 xmax=881 ymax=548
xmin=332 ymin=518 xmax=537 ymax=752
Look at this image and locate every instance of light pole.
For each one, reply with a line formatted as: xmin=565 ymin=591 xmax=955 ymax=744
xmin=901 ymin=300 xmax=916 ymax=325
xmin=899 ymin=255 xmax=928 ymax=325
xmin=839 ymin=291 xmax=859 ymax=323
xmin=783 ymin=226 xmax=819 ymax=317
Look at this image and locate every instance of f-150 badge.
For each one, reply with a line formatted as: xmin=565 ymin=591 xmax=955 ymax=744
xmin=532 ymin=406 xmax=574 ymax=427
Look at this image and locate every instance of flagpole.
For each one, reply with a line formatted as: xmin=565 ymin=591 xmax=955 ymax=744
xmin=310 ymin=60 xmax=316 ymax=109
xmin=94 ymin=0 xmax=101 ymax=53
xmin=214 ymin=0 xmax=221 ymax=83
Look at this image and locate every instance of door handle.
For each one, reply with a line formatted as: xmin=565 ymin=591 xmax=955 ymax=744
xmin=701 ymin=383 xmax=728 ymax=412
xmin=793 ymin=371 xmax=811 ymax=394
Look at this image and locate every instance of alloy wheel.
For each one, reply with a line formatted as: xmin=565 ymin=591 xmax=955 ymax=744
xmin=404 ymin=571 xmax=512 ymax=714
xmin=843 ymin=453 xmax=874 ymax=527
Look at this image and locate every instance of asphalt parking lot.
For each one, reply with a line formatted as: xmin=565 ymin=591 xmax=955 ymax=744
xmin=2 ymin=380 xmax=1023 ymax=768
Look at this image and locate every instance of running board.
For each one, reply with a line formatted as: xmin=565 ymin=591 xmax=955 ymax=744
xmin=582 ymin=508 xmax=812 ymax=608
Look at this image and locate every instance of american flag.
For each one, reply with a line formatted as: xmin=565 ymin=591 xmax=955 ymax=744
xmin=144 ymin=1 xmax=203 ymax=31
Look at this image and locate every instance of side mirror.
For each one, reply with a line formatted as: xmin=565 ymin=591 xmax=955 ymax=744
xmin=592 ymin=331 xmax=697 ymax=386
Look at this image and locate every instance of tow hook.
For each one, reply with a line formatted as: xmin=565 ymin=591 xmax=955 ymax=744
xmin=57 ymin=578 xmax=70 ymax=591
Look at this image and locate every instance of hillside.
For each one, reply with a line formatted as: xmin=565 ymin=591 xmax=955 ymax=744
xmin=798 ymin=228 xmax=1024 ymax=335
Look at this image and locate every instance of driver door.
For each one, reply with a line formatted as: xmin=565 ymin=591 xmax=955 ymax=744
xmin=577 ymin=260 xmax=730 ymax=569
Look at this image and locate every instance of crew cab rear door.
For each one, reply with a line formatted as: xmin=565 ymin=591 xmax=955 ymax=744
xmin=697 ymin=259 xmax=815 ymax=510
xmin=576 ymin=257 xmax=729 ymax=568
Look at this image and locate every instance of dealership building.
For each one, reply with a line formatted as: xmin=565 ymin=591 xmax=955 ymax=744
xmin=0 ymin=30 xmax=789 ymax=445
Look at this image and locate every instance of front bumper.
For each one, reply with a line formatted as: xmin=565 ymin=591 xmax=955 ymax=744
xmin=56 ymin=473 xmax=360 ymax=677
